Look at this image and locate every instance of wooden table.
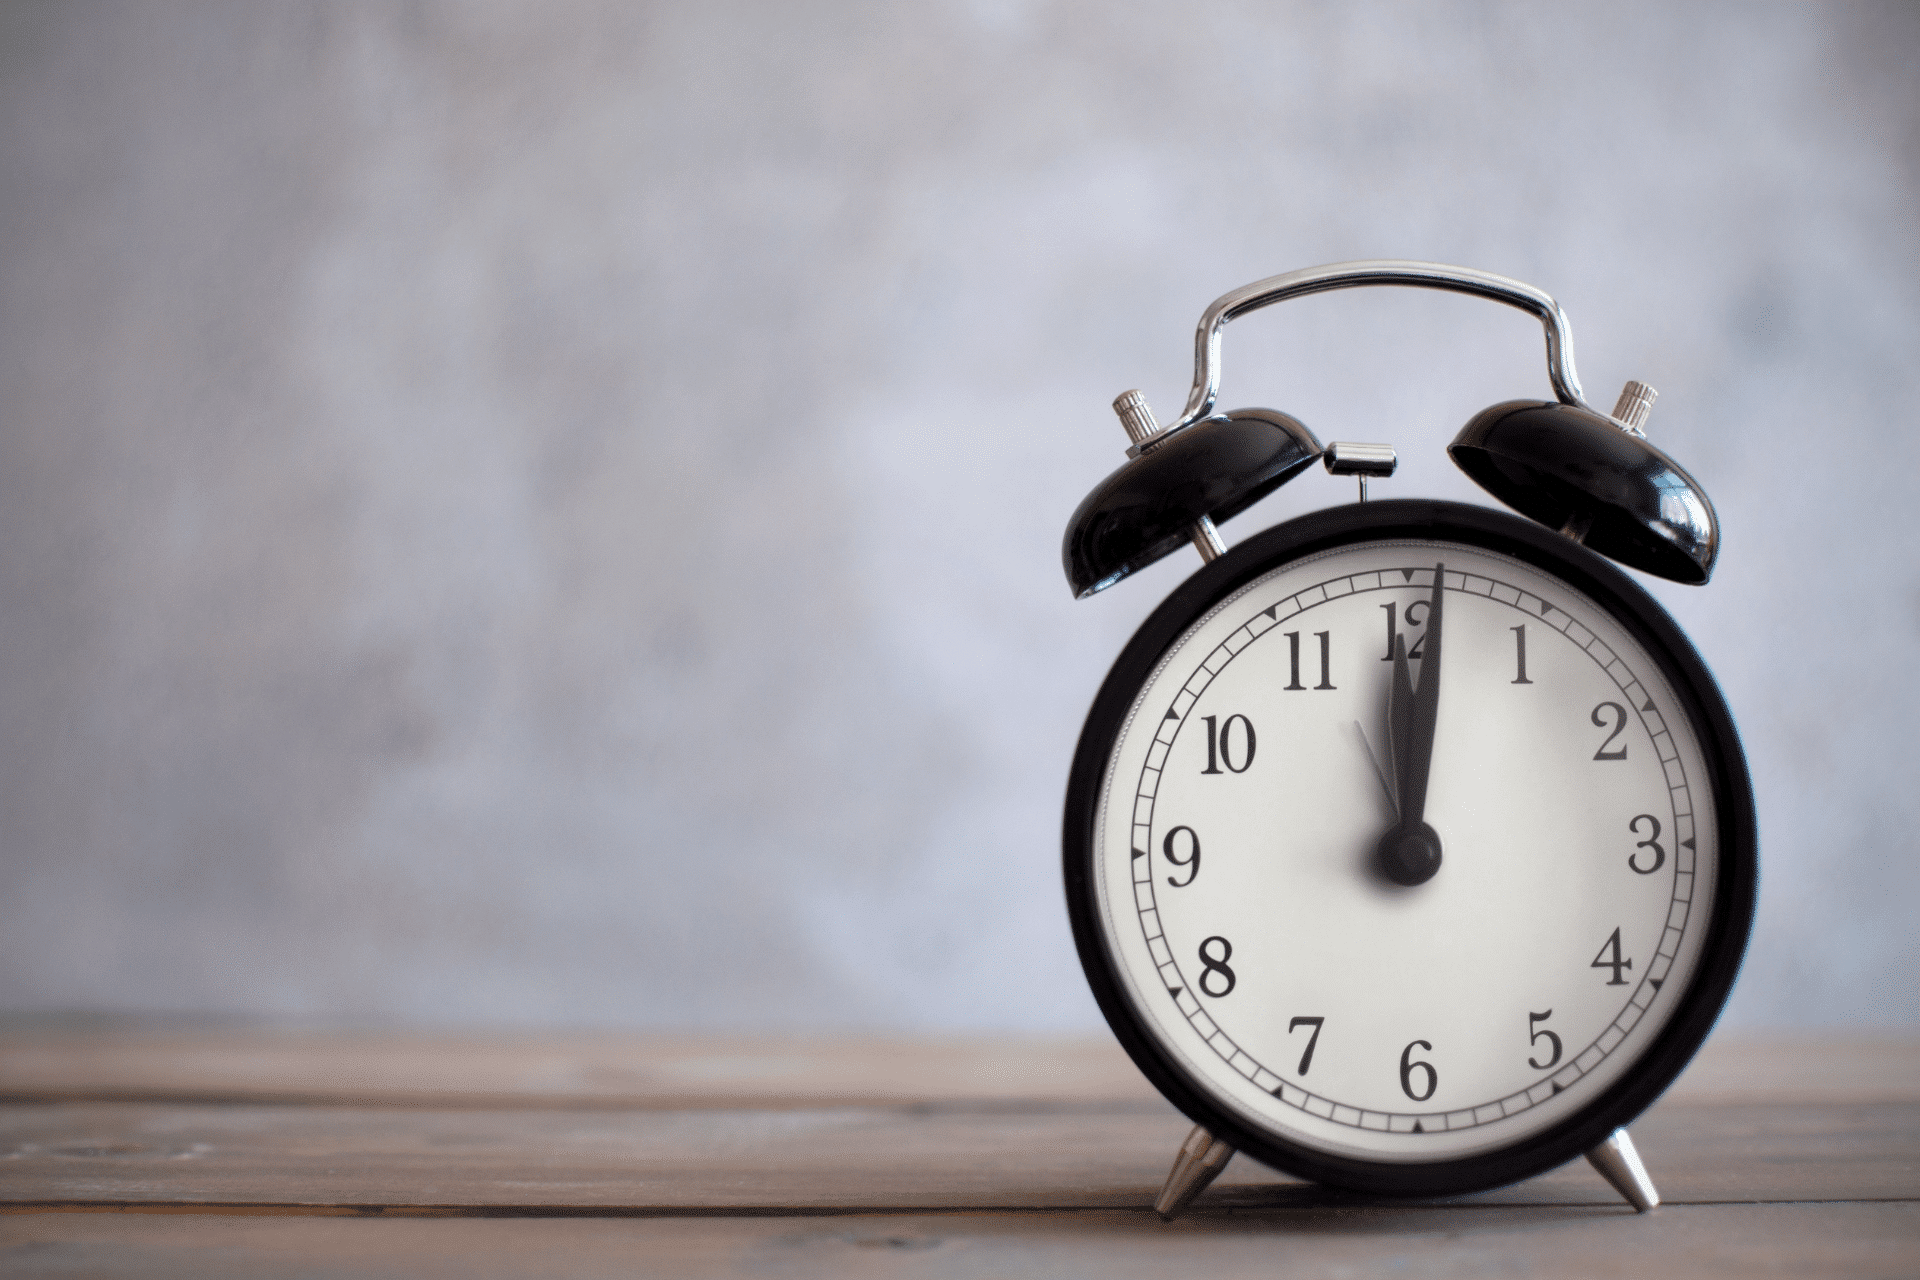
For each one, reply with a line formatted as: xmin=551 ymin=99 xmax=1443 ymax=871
xmin=1 ymin=1025 xmax=1915 ymax=1276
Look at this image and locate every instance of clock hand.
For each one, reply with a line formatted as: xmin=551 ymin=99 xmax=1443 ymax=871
xmin=1377 ymin=563 xmax=1445 ymax=886
xmin=1351 ymin=720 xmax=1397 ymax=816
xmin=1400 ymin=562 xmax=1445 ymax=825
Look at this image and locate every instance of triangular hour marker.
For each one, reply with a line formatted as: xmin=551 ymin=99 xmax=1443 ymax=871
xmin=1270 ymin=1085 xmax=1286 ymax=1098
xmin=1642 ymin=699 xmax=1656 ymax=712
xmin=1164 ymin=708 xmax=1179 ymax=720
xmin=1168 ymin=987 xmax=1182 ymax=1000
xmin=1650 ymin=978 xmax=1664 ymax=992
xmin=1132 ymin=848 xmax=1146 ymax=860
xmin=1263 ymin=605 xmax=1278 ymax=620
xmin=1541 ymin=601 xmax=1554 ymax=616
xmin=1682 ymin=838 xmax=1695 ymax=850
xmin=1412 ymin=1120 xmax=1424 ymax=1133
xmin=1552 ymin=1082 xmax=1564 ymax=1094
xmin=1401 ymin=569 xmax=1415 ymax=582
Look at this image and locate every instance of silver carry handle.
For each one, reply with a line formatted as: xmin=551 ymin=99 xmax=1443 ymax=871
xmin=1152 ymin=260 xmax=1595 ymax=446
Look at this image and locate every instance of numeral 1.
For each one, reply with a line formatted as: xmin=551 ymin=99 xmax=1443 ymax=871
xmin=1282 ymin=632 xmax=1336 ymax=691
xmin=1511 ymin=625 xmax=1534 ymax=684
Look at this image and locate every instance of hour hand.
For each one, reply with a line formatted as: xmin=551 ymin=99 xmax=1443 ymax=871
xmin=1387 ymin=634 xmax=1416 ymax=808
xmin=1377 ymin=563 xmax=1445 ymax=886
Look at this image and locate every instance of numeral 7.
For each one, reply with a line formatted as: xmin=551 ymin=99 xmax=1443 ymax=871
xmin=1288 ymin=1016 xmax=1325 ymax=1075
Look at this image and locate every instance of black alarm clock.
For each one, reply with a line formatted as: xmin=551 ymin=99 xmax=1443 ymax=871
xmin=1060 ymin=262 xmax=1756 ymax=1218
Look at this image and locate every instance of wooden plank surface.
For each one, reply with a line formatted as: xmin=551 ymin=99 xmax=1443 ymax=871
xmin=2 ymin=1099 xmax=1916 ymax=1211
xmin=1 ymin=1027 xmax=1916 ymax=1277
xmin=5 ymin=1204 xmax=1918 ymax=1280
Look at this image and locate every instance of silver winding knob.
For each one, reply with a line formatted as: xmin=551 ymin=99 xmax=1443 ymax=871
xmin=1112 ymin=389 xmax=1163 ymax=448
xmin=1611 ymin=381 xmax=1658 ymax=436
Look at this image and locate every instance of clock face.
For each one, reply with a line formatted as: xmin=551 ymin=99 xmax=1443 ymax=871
xmin=1069 ymin=504 xmax=1753 ymax=1188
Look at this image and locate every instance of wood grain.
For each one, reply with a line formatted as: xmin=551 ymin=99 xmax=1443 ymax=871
xmin=2 ymin=1098 xmax=1914 ymax=1211
xmin=1 ymin=1029 xmax=1915 ymax=1276
xmin=4 ymin=1204 xmax=1917 ymax=1280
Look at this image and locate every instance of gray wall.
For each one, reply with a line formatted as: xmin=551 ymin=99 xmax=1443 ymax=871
xmin=1 ymin=1 xmax=1915 ymax=1030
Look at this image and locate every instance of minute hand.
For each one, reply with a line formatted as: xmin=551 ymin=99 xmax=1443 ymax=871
xmin=1379 ymin=562 xmax=1445 ymax=886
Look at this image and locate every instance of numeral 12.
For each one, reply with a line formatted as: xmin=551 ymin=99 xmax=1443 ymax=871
xmin=1379 ymin=601 xmax=1428 ymax=661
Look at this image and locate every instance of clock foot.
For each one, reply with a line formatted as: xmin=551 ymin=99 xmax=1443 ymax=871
xmin=1585 ymin=1126 xmax=1660 ymax=1212
xmin=1154 ymin=1124 xmax=1236 ymax=1220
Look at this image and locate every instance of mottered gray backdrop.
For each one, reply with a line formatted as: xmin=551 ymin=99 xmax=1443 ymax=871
xmin=1 ymin=1 xmax=1915 ymax=1030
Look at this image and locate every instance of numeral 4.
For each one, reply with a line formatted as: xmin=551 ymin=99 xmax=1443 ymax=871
xmin=1591 ymin=927 xmax=1633 ymax=986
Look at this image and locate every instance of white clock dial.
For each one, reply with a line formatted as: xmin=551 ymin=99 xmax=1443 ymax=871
xmin=1093 ymin=538 xmax=1720 ymax=1163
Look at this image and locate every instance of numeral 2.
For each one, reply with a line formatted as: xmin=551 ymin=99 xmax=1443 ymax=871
xmin=1591 ymin=702 xmax=1629 ymax=760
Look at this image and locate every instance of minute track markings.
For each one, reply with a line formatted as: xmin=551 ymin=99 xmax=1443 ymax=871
xmin=1130 ymin=560 xmax=1697 ymax=1133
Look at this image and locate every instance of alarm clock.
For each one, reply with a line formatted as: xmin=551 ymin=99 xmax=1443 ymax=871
xmin=1060 ymin=262 xmax=1756 ymax=1218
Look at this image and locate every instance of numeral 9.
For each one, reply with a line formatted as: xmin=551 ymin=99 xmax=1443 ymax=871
xmin=1163 ymin=826 xmax=1201 ymax=888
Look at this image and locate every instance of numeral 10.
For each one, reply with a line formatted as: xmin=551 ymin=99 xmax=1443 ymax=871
xmin=1200 ymin=715 xmax=1256 ymax=775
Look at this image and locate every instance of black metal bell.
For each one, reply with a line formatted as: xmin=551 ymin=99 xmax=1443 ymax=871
xmin=1062 ymin=407 xmax=1322 ymax=598
xmin=1449 ymin=396 xmax=1718 ymax=585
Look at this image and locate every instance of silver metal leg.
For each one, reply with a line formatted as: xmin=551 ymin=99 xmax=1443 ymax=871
xmin=1154 ymin=1124 xmax=1236 ymax=1220
xmin=1585 ymin=1126 xmax=1660 ymax=1212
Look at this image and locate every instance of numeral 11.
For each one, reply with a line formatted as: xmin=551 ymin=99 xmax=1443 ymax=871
xmin=1283 ymin=631 xmax=1335 ymax=691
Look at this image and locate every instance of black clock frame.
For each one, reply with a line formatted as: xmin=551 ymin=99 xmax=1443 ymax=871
xmin=1062 ymin=498 xmax=1758 ymax=1198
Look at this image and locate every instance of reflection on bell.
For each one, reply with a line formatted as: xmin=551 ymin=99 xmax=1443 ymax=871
xmin=1449 ymin=394 xmax=1718 ymax=585
xmin=1061 ymin=408 xmax=1322 ymax=598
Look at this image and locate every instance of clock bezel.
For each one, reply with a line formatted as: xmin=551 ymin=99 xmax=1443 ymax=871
xmin=1063 ymin=498 xmax=1757 ymax=1197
